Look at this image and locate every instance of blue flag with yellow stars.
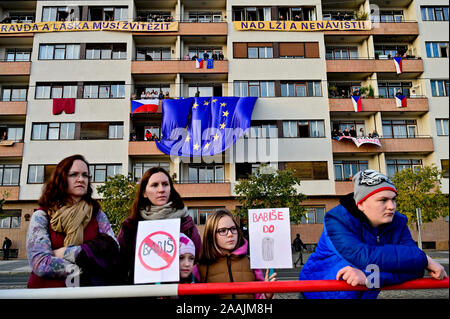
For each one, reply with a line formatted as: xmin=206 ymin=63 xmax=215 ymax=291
xmin=156 ymin=96 xmax=257 ymax=157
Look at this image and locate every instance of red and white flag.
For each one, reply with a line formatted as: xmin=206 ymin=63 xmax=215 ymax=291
xmin=393 ymin=57 xmax=402 ymax=74
xmin=395 ymin=95 xmax=407 ymax=108
xmin=351 ymin=96 xmax=362 ymax=112
xmin=196 ymin=58 xmax=203 ymax=69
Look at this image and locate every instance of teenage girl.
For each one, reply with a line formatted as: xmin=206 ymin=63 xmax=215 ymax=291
xmin=197 ymin=208 xmax=277 ymax=299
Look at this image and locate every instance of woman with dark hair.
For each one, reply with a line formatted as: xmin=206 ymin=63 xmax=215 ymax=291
xmin=117 ymin=166 xmax=201 ymax=284
xmin=197 ymin=208 xmax=276 ymax=299
xmin=26 ymin=154 xmax=120 ymax=288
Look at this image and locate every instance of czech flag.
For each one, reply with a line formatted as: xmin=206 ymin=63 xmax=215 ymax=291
xmin=351 ymin=96 xmax=362 ymax=112
xmin=395 ymin=95 xmax=407 ymax=108
xmin=196 ymin=58 xmax=204 ymax=69
xmin=131 ymin=99 xmax=159 ymax=113
xmin=393 ymin=57 xmax=402 ymax=74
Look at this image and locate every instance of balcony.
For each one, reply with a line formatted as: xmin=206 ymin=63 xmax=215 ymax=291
xmin=0 ymin=101 xmax=27 ymax=115
xmin=131 ymin=59 xmax=228 ymax=74
xmin=0 ymin=186 xmax=19 ymax=201
xmin=0 ymin=141 xmax=23 ymax=157
xmin=0 ymin=62 xmax=31 ymax=76
xmin=128 ymin=141 xmax=165 ymax=156
xmin=174 ymin=182 xmax=231 ymax=198
xmin=334 ymin=181 xmax=353 ymax=196
xmin=329 ymin=97 xmax=429 ymax=114
xmin=332 ymin=137 xmax=434 ymax=154
xmin=324 ymin=22 xmax=419 ymax=36
xmin=326 ymin=58 xmax=423 ymax=74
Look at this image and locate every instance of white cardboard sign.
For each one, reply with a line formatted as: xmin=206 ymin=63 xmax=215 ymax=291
xmin=134 ymin=218 xmax=180 ymax=284
xmin=248 ymin=208 xmax=292 ymax=269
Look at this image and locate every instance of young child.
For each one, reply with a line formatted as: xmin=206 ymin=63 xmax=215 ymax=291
xmin=197 ymin=208 xmax=277 ymax=299
xmin=179 ymin=233 xmax=197 ymax=284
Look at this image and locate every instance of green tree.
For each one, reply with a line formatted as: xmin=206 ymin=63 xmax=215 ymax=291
xmin=391 ymin=166 xmax=449 ymax=224
xmin=97 ymin=174 xmax=138 ymax=235
xmin=0 ymin=190 xmax=10 ymax=212
xmin=233 ymin=166 xmax=307 ymax=224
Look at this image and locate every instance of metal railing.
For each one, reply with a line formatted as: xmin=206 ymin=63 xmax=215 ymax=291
xmin=0 ymin=278 xmax=447 ymax=299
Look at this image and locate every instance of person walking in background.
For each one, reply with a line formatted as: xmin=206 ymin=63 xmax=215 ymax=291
xmin=26 ymin=154 xmax=120 ymax=288
xmin=299 ymin=169 xmax=447 ymax=299
xmin=292 ymin=233 xmax=307 ymax=267
xmin=196 ymin=208 xmax=277 ymax=299
xmin=117 ymin=167 xmax=201 ymax=284
xmin=2 ymin=237 xmax=12 ymax=260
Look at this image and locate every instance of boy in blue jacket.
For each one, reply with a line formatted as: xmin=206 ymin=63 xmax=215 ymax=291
xmin=300 ymin=169 xmax=447 ymax=299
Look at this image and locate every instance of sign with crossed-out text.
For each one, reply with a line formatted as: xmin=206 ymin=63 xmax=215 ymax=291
xmin=134 ymin=218 xmax=180 ymax=284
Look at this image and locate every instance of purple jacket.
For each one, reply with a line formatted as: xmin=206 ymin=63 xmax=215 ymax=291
xmin=117 ymin=215 xmax=201 ymax=284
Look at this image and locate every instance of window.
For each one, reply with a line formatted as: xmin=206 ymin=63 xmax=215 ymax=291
xmin=108 ymin=124 xmax=124 ymax=139
xmin=35 ymin=83 xmax=77 ymax=99
xmin=89 ymin=164 xmax=122 ymax=183
xmin=281 ymin=81 xmax=322 ymax=97
xmin=430 ymin=80 xmax=449 ymax=97
xmin=421 ymin=6 xmax=449 ymax=21
xmin=441 ymin=159 xmax=449 ymax=178
xmin=0 ymin=210 xmax=21 ymax=229
xmin=5 ymin=49 xmax=31 ymax=62
xmin=86 ymin=44 xmax=126 ymax=60
xmin=326 ymin=47 xmax=358 ymax=60
xmin=334 ymin=160 xmax=368 ymax=181
xmin=426 ymin=42 xmax=449 ymax=58
xmin=285 ymin=161 xmax=328 ymax=180
xmin=188 ymin=207 xmax=224 ymax=225
xmin=382 ymin=120 xmax=417 ymax=138
xmin=42 ymin=7 xmax=74 ymax=22
xmin=386 ymin=159 xmax=422 ymax=177
xmin=247 ymin=123 xmax=278 ymax=138
xmin=378 ymin=82 xmax=412 ymax=98
xmin=132 ymin=162 xmax=170 ymax=182
xmin=5 ymin=127 xmax=24 ymax=142
xmin=88 ymin=7 xmax=128 ymax=21
xmin=32 ymin=123 xmax=75 ymax=140
xmin=282 ymin=120 xmax=325 ymax=138
xmin=301 ymin=207 xmax=325 ymax=224
xmin=83 ymin=83 xmax=125 ymax=99
xmin=187 ymin=165 xmax=224 ymax=183
xmin=188 ymin=11 xmax=222 ymax=22
xmin=234 ymin=81 xmax=275 ymax=97
xmin=436 ymin=119 xmax=449 ymax=136
xmin=27 ymin=165 xmax=56 ymax=184
xmin=248 ymin=46 xmax=273 ymax=59
xmin=1 ymin=87 xmax=27 ymax=102
xmin=0 ymin=164 xmax=20 ymax=186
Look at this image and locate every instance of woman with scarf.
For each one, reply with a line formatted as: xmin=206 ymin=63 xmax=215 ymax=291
xmin=27 ymin=154 xmax=120 ymax=288
xmin=117 ymin=167 xmax=201 ymax=284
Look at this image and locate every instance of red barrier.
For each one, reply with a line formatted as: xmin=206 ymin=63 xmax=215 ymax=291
xmin=178 ymin=278 xmax=449 ymax=295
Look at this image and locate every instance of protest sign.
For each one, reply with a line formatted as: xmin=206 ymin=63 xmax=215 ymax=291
xmin=248 ymin=208 xmax=292 ymax=269
xmin=134 ymin=218 xmax=180 ymax=284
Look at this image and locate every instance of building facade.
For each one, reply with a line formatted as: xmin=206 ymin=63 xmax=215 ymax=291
xmin=0 ymin=0 xmax=448 ymax=259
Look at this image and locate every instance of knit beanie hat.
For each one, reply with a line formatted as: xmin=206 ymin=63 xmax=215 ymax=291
xmin=353 ymin=169 xmax=397 ymax=205
xmin=180 ymin=233 xmax=196 ymax=257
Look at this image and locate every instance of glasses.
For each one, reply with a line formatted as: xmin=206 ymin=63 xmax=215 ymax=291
xmin=216 ymin=226 xmax=238 ymax=236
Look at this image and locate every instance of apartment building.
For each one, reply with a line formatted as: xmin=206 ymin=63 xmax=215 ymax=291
xmin=0 ymin=0 xmax=448 ymax=259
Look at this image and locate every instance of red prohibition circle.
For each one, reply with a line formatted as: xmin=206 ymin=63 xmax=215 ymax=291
xmin=138 ymin=231 xmax=177 ymax=271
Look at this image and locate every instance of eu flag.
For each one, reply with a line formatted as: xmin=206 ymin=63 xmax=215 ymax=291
xmin=156 ymin=97 xmax=257 ymax=157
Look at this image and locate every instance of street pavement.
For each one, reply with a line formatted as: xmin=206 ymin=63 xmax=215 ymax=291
xmin=0 ymin=250 xmax=448 ymax=299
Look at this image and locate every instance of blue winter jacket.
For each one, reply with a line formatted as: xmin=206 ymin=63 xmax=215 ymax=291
xmin=299 ymin=193 xmax=427 ymax=299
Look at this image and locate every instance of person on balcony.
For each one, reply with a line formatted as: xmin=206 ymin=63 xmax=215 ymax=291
xmin=299 ymin=169 xmax=447 ymax=299
xmin=218 ymin=51 xmax=224 ymax=60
